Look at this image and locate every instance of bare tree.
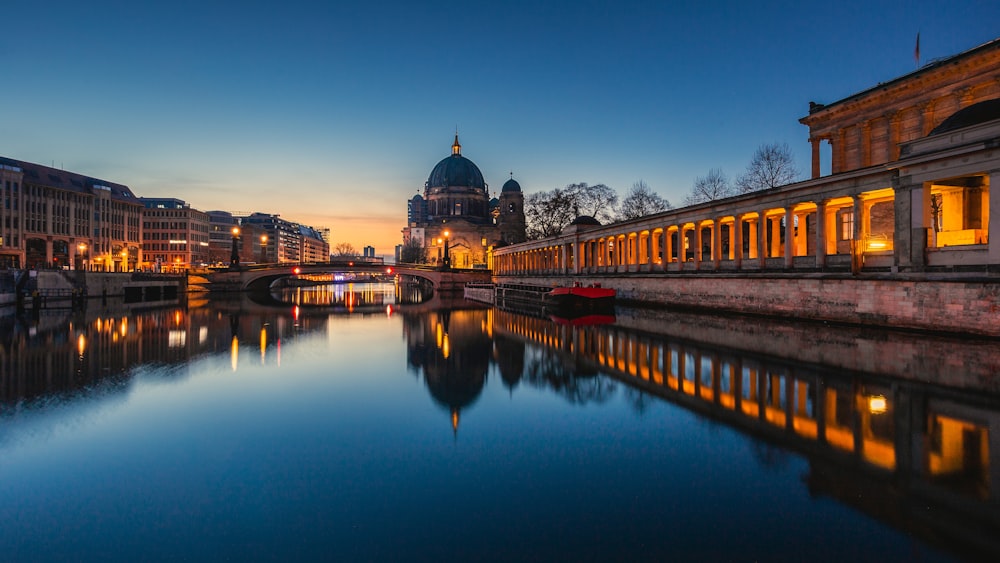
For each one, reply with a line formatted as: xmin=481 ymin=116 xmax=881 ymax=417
xmin=565 ymin=182 xmax=618 ymax=224
xmin=525 ymin=188 xmax=576 ymax=240
xmin=524 ymin=182 xmax=620 ymax=239
xmin=398 ymin=238 xmax=426 ymax=264
xmin=333 ymin=242 xmax=357 ymax=257
xmin=618 ymin=180 xmax=671 ymax=220
xmin=685 ymin=168 xmax=733 ymax=206
xmin=735 ymin=142 xmax=799 ymax=194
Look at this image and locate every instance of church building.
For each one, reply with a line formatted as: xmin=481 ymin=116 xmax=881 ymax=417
xmin=402 ymin=135 xmax=526 ymax=268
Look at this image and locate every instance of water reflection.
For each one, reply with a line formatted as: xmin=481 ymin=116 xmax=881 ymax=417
xmin=489 ymin=306 xmax=1000 ymax=561
xmin=0 ymin=287 xmax=997 ymax=560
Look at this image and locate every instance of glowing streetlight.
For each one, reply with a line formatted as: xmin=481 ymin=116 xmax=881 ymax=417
xmin=441 ymin=229 xmax=451 ymax=270
xmin=260 ymin=234 xmax=268 ymax=264
xmin=77 ymin=243 xmax=88 ymax=271
xmin=230 ymin=226 xmax=241 ymax=270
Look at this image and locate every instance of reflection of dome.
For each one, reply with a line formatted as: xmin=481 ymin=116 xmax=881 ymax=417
xmin=427 ymin=135 xmax=486 ymax=190
xmin=570 ymin=215 xmax=601 ymax=226
xmin=930 ymin=98 xmax=1000 ymax=135
xmin=501 ymin=178 xmax=522 ymax=193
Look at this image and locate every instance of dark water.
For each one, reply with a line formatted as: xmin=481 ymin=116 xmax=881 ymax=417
xmin=0 ymin=283 xmax=997 ymax=562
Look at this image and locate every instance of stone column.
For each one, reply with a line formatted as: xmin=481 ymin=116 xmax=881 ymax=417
xmin=816 ymin=200 xmax=828 ymax=268
xmin=758 ymin=212 xmax=768 ymax=267
xmin=695 ymin=224 xmax=704 ymax=270
xmin=784 ymin=207 xmax=795 ymax=268
xmin=861 ymin=121 xmax=872 ymax=168
xmin=646 ymin=230 xmax=654 ymax=273
xmin=889 ymin=111 xmax=902 ymax=161
xmin=810 ymin=137 xmax=821 ymax=179
xmin=734 ymin=214 xmax=744 ymax=269
xmin=677 ymin=227 xmax=686 ymax=271
xmin=713 ymin=220 xmax=722 ymax=269
xmin=921 ymin=100 xmax=937 ymax=136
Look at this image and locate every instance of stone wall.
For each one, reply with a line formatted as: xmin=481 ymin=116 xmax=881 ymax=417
xmin=495 ymin=273 xmax=1000 ymax=336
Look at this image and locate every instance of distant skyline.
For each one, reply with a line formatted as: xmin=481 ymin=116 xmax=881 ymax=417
xmin=2 ymin=0 xmax=998 ymax=255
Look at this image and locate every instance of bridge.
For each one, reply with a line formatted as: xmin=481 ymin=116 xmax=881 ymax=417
xmin=203 ymin=261 xmax=491 ymax=292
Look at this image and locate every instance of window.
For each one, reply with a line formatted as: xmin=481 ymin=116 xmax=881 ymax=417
xmin=841 ymin=212 xmax=854 ymax=241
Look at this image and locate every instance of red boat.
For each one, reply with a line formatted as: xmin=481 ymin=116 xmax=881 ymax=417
xmin=545 ymin=283 xmax=616 ymax=311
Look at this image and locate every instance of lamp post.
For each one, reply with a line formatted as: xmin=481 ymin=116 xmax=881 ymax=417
xmin=441 ymin=230 xmax=450 ymax=270
xmin=230 ymin=226 xmax=241 ymax=270
xmin=77 ymin=243 xmax=87 ymax=271
xmin=260 ymin=234 xmax=268 ymax=264
xmin=121 ymin=249 xmax=129 ymax=272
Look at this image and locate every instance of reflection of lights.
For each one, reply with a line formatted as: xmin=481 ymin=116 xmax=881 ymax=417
xmin=231 ymin=335 xmax=239 ymax=371
xmin=120 ymin=318 xmax=128 ymax=337
xmin=436 ymin=322 xmax=443 ymax=348
xmin=77 ymin=333 xmax=87 ymax=356
xmin=174 ymin=311 xmax=182 ymax=325
xmin=96 ymin=318 xmax=103 ymax=332
xmin=168 ymin=330 xmax=187 ymax=348
xmin=869 ymin=395 xmax=888 ymax=415
xmin=442 ymin=334 xmax=450 ymax=359
xmin=386 ymin=305 xmax=393 ymax=317
xmin=260 ymin=326 xmax=267 ymax=364
xmin=199 ymin=326 xmax=208 ymax=344
xmin=293 ymin=306 xmax=300 ymax=321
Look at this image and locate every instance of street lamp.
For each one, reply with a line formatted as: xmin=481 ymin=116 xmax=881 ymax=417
xmin=230 ymin=226 xmax=241 ymax=270
xmin=121 ymin=249 xmax=129 ymax=272
xmin=260 ymin=234 xmax=268 ymax=264
xmin=441 ymin=230 xmax=451 ymax=270
xmin=77 ymin=243 xmax=87 ymax=271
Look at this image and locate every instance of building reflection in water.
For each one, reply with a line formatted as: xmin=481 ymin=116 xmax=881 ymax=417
xmin=486 ymin=306 xmax=1000 ymax=560
xmin=2 ymin=290 xmax=998 ymax=559
xmin=401 ymin=308 xmax=491 ymax=434
xmin=0 ymin=295 xmax=328 ymax=407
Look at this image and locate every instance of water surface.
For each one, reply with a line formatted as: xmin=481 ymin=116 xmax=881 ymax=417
xmin=0 ymin=284 xmax=995 ymax=562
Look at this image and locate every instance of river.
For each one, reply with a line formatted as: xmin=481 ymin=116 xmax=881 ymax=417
xmin=0 ymin=282 xmax=996 ymax=562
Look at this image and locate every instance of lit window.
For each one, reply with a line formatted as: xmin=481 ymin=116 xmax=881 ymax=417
xmin=841 ymin=212 xmax=854 ymax=241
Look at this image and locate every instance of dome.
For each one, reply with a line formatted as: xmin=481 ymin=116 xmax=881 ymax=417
xmin=570 ymin=215 xmax=602 ymax=226
xmin=426 ymin=134 xmax=486 ymax=190
xmin=930 ymin=98 xmax=1000 ymax=135
xmin=501 ymin=178 xmax=522 ymax=193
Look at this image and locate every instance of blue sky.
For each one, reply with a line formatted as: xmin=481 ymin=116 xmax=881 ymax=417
xmin=2 ymin=0 xmax=998 ymax=254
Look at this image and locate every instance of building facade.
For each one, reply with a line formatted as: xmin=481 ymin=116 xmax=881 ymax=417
xmin=299 ymin=225 xmax=329 ymax=263
xmin=0 ymin=157 xmax=142 ymax=271
xmin=402 ymin=135 xmax=526 ymax=267
xmin=140 ymin=198 xmax=210 ymax=271
xmin=491 ymin=37 xmax=1000 ymax=335
xmin=801 ymin=38 xmax=1000 ymax=178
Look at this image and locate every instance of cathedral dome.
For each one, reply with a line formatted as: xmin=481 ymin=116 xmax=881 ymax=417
xmin=427 ymin=134 xmax=486 ymax=190
xmin=501 ymin=177 xmax=522 ymax=193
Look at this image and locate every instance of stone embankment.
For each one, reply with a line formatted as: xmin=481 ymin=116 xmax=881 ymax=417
xmin=494 ymin=273 xmax=1000 ymax=337
xmin=2 ymin=270 xmax=188 ymax=310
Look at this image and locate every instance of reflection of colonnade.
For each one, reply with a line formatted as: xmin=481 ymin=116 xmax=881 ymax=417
xmin=491 ymin=308 xmax=1000 ymax=552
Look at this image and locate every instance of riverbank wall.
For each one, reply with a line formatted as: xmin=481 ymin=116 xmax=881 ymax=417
xmin=493 ymin=273 xmax=1000 ymax=337
xmin=4 ymin=270 xmax=188 ymax=310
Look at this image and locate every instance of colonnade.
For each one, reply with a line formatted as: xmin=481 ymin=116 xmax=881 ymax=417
xmin=494 ymin=178 xmax=896 ymax=276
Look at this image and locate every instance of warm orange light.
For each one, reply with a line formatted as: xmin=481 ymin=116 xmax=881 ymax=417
xmin=232 ymin=226 xmax=240 ymax=236
xmin=869 ymin=395 xmax=888 ymax=415
xmin=260 ymin=326 xmax=267 ymax=364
